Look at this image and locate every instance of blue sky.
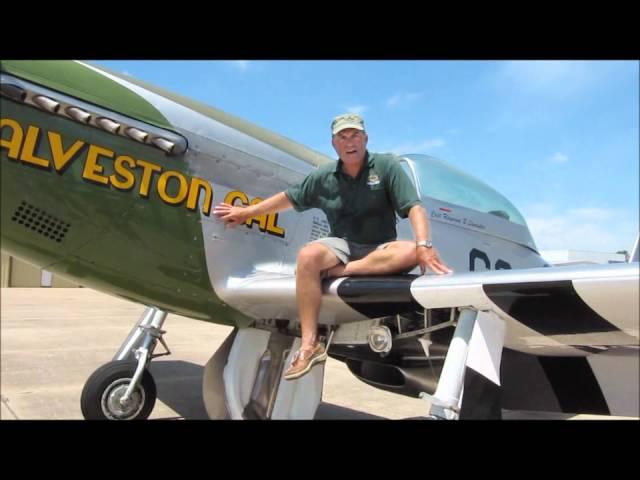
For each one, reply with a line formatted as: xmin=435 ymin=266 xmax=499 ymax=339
xmin=94 ymin=60 xmax=639 ymax=254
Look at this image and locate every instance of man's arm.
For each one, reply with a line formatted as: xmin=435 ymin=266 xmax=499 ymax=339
xmin=408 ymin=205 xmax=452 ymax=275
xmin=408 ymin=204 xmax=430 ymax=244
xmin=213 ymin=192 xmax=293 ymax=227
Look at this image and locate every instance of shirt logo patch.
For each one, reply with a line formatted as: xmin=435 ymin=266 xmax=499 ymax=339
xmin=367 ymin=173 xmax=381 ymax=186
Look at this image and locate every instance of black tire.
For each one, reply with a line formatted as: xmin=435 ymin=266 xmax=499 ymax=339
xmin=80 ymin=361 xmax=157 ymax=420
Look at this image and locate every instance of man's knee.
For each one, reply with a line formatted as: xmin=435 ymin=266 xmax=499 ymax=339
xmin=297 ymin=244 xmax=329 ymax=271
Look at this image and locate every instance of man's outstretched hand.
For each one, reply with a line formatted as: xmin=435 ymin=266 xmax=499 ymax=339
xmin=417 ymin=247 xmax=452 ymax=275
xmin=213 ymin=203 xmax=251 ymax=228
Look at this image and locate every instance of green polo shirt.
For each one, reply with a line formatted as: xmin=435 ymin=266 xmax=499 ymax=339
xmin=285 ymin=152 xmax=421 ymax=244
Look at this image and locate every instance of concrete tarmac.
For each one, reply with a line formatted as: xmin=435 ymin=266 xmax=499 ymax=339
xmin=1 ymin=288 xmax=429 ymax=420
xmin=1 ymin=288 xmax=631 ymax=420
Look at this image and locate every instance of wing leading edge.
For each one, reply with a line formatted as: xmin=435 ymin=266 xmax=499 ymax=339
xmin=222 ymin=263 xmax=638 ymax=353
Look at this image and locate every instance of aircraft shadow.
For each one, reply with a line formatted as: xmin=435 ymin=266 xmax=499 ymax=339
xmin=148 ymin=360 xmax=419 ymax=420
xmin=314 ymin=403 xmax=387 ymax=420
xmin=149 ymin=360 xmax=208 ymax=420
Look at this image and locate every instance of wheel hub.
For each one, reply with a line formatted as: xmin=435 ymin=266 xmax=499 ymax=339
xmin=101 ymin=379 xmax=146 ymax=420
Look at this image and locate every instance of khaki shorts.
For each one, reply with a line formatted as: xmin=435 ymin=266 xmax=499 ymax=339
xmin=310 ymin=237 xmax=393 ymax=265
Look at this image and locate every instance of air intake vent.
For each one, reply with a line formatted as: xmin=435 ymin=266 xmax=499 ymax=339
xmin=11 ymin=201 xmax=71 ymax=243
xmin=2 ymin=73 xmax=188 ymax=156
xmin=0 ymin=83 xmax=27 ymax=102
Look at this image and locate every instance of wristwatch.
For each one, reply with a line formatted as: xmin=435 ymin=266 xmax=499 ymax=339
xmin=416 ymin=240 xmax=433 ymax=249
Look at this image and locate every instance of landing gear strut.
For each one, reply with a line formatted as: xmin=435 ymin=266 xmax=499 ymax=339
xmin=80 ymin=307 xmax=170 ymax=420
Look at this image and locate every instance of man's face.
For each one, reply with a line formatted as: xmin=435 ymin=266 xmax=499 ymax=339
xmin=332 ymin=128 xmax=368 ymax=165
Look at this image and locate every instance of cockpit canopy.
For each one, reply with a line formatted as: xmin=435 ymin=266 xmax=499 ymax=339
xmin=400 ymin=154 xmax=528 ymax=227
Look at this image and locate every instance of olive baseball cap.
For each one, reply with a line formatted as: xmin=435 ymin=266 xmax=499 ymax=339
xmin=331 ymin=113 xmax=365 ymax=135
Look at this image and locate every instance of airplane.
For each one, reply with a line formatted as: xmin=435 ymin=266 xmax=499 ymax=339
xmin=1 ymin=60 xmax=638 ymax=420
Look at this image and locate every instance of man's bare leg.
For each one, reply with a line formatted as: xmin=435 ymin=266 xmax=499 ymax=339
xmin=295 ymin=243 xmax=341 ymax=349
xmin=326 ymin=241 xmax=416 ymax=277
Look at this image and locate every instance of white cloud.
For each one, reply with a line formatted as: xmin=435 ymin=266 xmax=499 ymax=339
xmin=345 ymin=105 xmax=368 ymax=115
xmin=229 ymin=60 xmax=250 ymax=71
xmin=122 ymin=70 xmax=131 ymax=76
xmin=549 ymin=152 xmax=569 ymax=163
xmin=493 ymin=60 xmax=630 ymax=98
xmin=486 ymin=61 xmax=635 ymax=132
xmin=522 ymin=204 xmax=637 ymax=252
xmin=386 ymin=92 xmax=423 ymax=108
xmin=568 ymin=207 xmax=613 ymax=221
xmin=386 ymin=138 xmax=445 ymax=154
xmin=501 ymin=61 xmax=589 ymax=92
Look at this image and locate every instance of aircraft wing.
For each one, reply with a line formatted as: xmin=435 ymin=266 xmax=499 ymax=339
xmin=224 ymin=272 xmax=422 ymax=325
xmin=222 ymin=262 xmax=639 ymax=353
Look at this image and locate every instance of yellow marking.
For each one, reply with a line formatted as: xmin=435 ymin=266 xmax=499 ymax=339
xmin=223 ymin=192 xmax=286 ymax=238
xmin=267 ymin=213 xmax=285 ymax=237
xmin=1 ymin=117 xmax=269 ymax=223
xmin=110 ymin=155 xmax=136 ymax=190
xmin=136 ymin=159 xmax=162 ymax=198
xmin=48 ymin=132 xmax=85 ymax=172
xmin=187 ymin=177 xmax=213 ymax=216
xmin=224 ymin=190 xmax=249 ymax=206
xmin=157 ymin=170 xmax=189 ymax=205
xmin=0 ymin=118 xmax=24 ymax=159
xmin=21 ymin=126 xmax=50 ymax=169
xmin=246 ymin=197 xmax=268 ymax=230
xmin=82 ymin=145 xmax=112 ymax=185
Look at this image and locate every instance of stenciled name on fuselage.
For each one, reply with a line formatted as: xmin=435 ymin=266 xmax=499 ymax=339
xmin=1 ymin=117 xmax=288 ymax=239
xmin=431 ymin=210 xmax=486 ymax=230
xmin=1 ymin=117 xmax=212 ymax=215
